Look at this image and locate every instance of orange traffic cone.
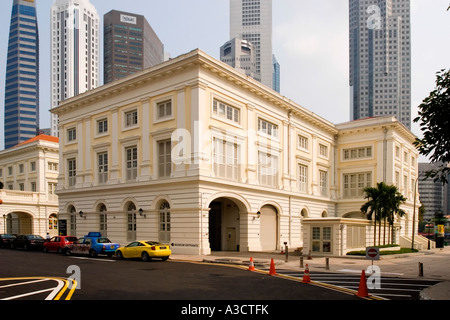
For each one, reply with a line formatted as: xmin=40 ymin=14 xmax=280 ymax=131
xmin=248 ymin=257 xmax=255 ymax=271
xmin=302 ymin=264 xmax=311 ymax=283
xmin=269 ymin=258 xmax=277 ymax=275
xmin=356 ymin=270 xmax=369 ymax=298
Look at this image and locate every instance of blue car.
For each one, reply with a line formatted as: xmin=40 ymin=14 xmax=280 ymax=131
xmin=64 ymin=232 xmax=120 ymax=257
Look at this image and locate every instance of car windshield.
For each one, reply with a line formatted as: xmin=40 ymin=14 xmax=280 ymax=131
xmin=145 ymin=241 xmax=162 ymax=246
xmin=65 ymin=237 xmax=77 ymax=242
xmin=28 ymin=235 xmax=43 ymax=240
xmin=96 ymin=238 xmax=112 ymax=244
xmin=2 ymin=234 xmax=15 ymax=239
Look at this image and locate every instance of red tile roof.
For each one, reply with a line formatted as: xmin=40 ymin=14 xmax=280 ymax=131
xmin=15 ymin=134 xmax=59 ymax=147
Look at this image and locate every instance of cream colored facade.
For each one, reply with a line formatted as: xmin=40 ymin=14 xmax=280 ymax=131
xmin=51 ymin=49 xmax=421 ymax=256
xmin=0 ymin=135 xmax=60 ymax=237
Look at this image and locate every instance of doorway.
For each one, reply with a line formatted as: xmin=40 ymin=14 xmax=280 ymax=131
xmin=208 ymin=198 xmax=240 ymax=252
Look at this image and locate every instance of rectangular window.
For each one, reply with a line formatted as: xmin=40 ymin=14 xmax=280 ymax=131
xmin=98 ymin=152 xmax=108 ymax=184
xmin=298 ymin=164 xmax=308 ymax=193
xmin=343 ymin=147 xmax=373 ymax=160
xmin=319 ymin=144 xmax=328 ymax=158
xmin=68 ymin=158 xmax=76 ymax=187
xmin=157 ymin=100 xmax=172 ymax=119
xmin=343 ymin=172 xmax=372 ymax=198
xmin=158 ymin=140 xmax=172 ymax=178
xmin=212 ymin=99 xmax=240 ymax=124
xmin=298 ymin=135 xmax=308 ymax=151
xmin=126 ymin=147 xmax=138 ymax=181
xmin=312 ymin=226 xmax=332 ymax=253
xmin=213 ymin=138 xmax=240 ymax=181
xmin=258 ymin=118 xmax=278 ymax=138
xmin=258 ymin=152 xmax=278 ymax=188
xmin=67 ymin=128 xmax=76 ymax=142
xmin=97 ymin=118 xmax=108 ymax=134
xmin=320 ymin=170 xmax=328 ymax=196
xmin=125 ymin=110 xmax=138 ymax=127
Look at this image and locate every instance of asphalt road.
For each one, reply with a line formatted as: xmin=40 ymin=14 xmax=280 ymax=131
xmin=0 ymin=248 xmax=364 ymax=303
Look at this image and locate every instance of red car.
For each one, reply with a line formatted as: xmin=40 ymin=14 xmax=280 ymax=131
xmin=43 ymin=236 xmax=78 ymax=254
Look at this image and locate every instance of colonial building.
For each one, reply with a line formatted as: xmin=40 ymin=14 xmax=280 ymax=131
xmin=51 ymin=49 xmax=420 ymax=255
xmin=0 ymin=135 xmax=60 ymax=237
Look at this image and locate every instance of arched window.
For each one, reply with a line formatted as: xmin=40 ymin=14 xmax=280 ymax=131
xmin=159 ymin=202 xmax=170 ymax=243
xmin=69 ymin=206 xmax=76 ymax=235
xmin=99 ymin=204 xmax=107 ymax=237
xmin=127 ymin=202 xmax=137 ymax=242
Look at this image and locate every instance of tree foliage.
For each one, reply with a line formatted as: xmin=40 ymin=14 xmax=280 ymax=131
xmin=413 ymin=69 xmax=450 ymax=185
xmin=361 ymin=182 xmax=406 ymax=246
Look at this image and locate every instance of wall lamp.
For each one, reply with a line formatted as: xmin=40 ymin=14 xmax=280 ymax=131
xmin=253 ymin=211 xmax=261 ymax=221
xmin=79 ymin=211 xmax=85 ymax=219
xmin=139 ymin=208 xmax=146 ymax=218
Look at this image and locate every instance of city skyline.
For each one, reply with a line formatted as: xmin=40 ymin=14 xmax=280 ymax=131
xmin=0 ymin=0 xmax=449 ymax=153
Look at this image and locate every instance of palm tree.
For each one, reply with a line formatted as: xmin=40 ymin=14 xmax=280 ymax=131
xmin=361 ymin=182 xmax=406 ymax=246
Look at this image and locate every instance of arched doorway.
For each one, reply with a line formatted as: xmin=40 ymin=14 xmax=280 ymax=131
xmin=5 ymin=212 xmax=33 ymax=235
xmin=208 ymin=197 xmax=242 ymax=252
xmin=259 ymin=205 xmax=278 ymax=251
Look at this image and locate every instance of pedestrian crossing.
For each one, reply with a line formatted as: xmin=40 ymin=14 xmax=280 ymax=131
xmin=272 ymin=270 xmax=440 ymax=300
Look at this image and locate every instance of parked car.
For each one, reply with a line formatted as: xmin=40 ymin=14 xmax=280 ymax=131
xmin=64 ymin=232 xmax=120 ymax=257
xmin=0 ymin=234 xmax=16 ymax=248
xmin=11 ymin=235 xmax=46 ymax=250
xmin=43 ymin=236 xmax=78 ymax=253
xmin=115 ymin=240 xmax=171 ymax=262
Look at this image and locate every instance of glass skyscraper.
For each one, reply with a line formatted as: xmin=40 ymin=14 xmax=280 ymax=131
xmin=4 ymin=0 xmax=40 ymax=149
xmin=50 ymin=0 xmax=100 ymax=137
xmin=349 ymin=0 xmax=411 ymax=129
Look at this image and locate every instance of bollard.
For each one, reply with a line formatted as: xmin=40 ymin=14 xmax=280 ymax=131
xmin=285 ymin=244 xmax=289 ymax=263
xmin=300 ymin=256 xmax=304 ymax=268
xmin=419 ymin=262 xmax=424 ymax=277
xmin=325 ymin=257 xmax=330 ymax=270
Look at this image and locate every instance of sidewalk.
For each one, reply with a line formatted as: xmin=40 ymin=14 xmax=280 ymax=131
xmin=170 ymin=246 xmax=450 ymax=300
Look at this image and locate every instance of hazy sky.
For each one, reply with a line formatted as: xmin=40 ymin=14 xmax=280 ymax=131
xmin=0 ymin=0 xmax=449 ymax=151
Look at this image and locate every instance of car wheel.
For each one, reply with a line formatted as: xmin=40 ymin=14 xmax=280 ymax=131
xmin=116 ymin=251 xmax=124 ymax=260
xmin=24 ymin=244 xmax=28 ymax=251
xmin=89 ymin=250 xmax=97 ymax=258
xmin=162 ymin=256 xmax=169 ymax=261
xmin=141 ymin=252 xmax=151 ymax=262
xmin=64 ymin=249 xmax=71 ymax=256
xmin=58 ymin=247 xmax=63 ymax=254
xmin=43 ymin=247 xmax=48 ymax=253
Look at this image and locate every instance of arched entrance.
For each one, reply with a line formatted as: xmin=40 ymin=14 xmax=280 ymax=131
xmin=259 ymin=205 xmax=278 ymax=251
xmin=208 ymin=197 xmax=243 ymax=252
xmin=5 ymin=212 xmax=33 ymax=234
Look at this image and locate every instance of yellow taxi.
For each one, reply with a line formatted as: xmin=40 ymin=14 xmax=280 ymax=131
xmin=115 ymin=241 xmax=171 ymax=262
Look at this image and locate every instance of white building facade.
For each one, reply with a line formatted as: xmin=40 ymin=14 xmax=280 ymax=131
xmin=50 ymin=0 xmax=100 ymax=136
xmin=0 ymin=135 xmax=60 ymax=237
xmin=51 ymin=50 xmax=420 ymax=256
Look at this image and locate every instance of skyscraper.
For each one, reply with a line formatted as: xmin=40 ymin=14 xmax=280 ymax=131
xmin=272 ymin=54 xmax=280 ymax=93
xmin=103 ymin=10 xmax=164 ymax=84
xmin=50 ymin=0 xmax=100 ymax=136
xmin=220 ymin=38 xmax=260 ymax=81
xmin=230 ymin=0 xmax=274 ymax=90
xmin=4 ymin=0 xmax=40 ymax=149
xmin=349 ymin=0 xmax=411 ymax=129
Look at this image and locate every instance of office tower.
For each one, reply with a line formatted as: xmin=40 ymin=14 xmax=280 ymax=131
xmin=272 ymin=55 xmax=280 ymax=93
xmin=220 ymin=38 xmax=260 ymax=81
xmin=4 ymin=0 xmax=40 ymax=149
xmin=50 ymin=0 xmax=100 ymax=136
xmin=104 ymin=10 xmax=164 ymax=84
xmin=418 ymin=162 xmax=450 ymax=222
xmin=230 ymin=0 xmax=274 ymax=90
xmin=349 ymin=0 xmax=411 ymax=129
